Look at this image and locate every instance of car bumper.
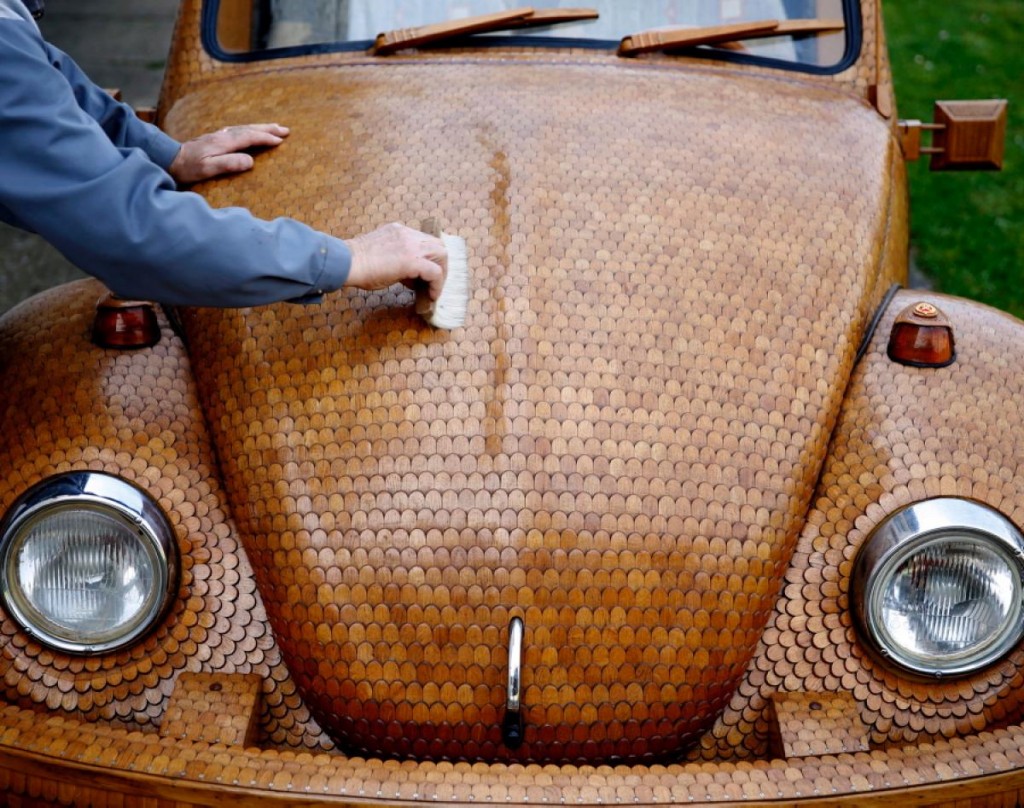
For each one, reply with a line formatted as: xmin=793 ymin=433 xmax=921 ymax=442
xmin=3 ymin=702 xmax=1024 ymax=807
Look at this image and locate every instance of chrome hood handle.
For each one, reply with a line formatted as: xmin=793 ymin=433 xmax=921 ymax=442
xmin=502 ymin=617 xmax=525 ymax=748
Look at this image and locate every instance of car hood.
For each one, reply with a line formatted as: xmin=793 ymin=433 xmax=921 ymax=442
xmin=167 ymin=60 xmax=897 ymax=763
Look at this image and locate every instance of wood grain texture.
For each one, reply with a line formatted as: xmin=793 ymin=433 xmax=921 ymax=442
xmin=3 ymin=0 xmax=1023 ymax=802
xmin=158 ymin=0 xmax=888 ymax=113
xmin=768 ymin=691 xmax=870 ymax=757
xmin=697 ymin=290 xmax=1024 ymax=761
xmin=5 ymin=697 xmax=1024 ymax=806
xmin=164 ymin=56 xmax=899 ymax=763
xmin=373 ymin=8 xmax=534 ymax=55
xmin=0 ymin=281 xmax=327 ymax=751
xmin=161 ymin=672 xmax=262 ymax=746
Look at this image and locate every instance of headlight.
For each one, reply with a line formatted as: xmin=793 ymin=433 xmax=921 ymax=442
xmin=0 ymin=472 xmax=178 ymax=654
xmin=853 ymin=498 xmax=1024 ymax=677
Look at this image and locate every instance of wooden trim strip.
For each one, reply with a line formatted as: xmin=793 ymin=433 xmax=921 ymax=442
xmin=373 ymin=9 xmax=535 ymax=55
xmin=504 ymin=8 xmax=600 ymax=29
xmin=618 ymin=20 xmax=780 ymax=57
xmin=6 ymin=703 xmax=1024 ymax=805
xmin=373 ymin=8 xmax=599 ymax=55
xmin=618 ymin=18 xmax=844 ymax=57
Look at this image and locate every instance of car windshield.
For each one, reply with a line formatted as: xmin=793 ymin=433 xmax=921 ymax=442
xmin=210 ymin=0 xmax=855 ymax=72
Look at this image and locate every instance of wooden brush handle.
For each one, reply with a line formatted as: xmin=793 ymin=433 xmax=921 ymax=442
xmin=415 ymin=218 xmax=441 ymax=316
xmin=418 ymin=217 xmax=441 ymax=238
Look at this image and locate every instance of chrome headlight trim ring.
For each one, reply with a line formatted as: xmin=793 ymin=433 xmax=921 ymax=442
xmin=853 ymin=498 xmax=1024 ymax=678
xmin=0 ymin=471 xmax=179 ymax=655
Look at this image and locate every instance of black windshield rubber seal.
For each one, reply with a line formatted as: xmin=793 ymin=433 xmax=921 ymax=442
xmin=200 ymin=0 xmax=862 ymax=77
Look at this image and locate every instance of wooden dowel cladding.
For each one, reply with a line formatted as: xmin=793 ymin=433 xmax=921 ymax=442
xmin=164 ymin=55 xmax=911 ymax=764
xmin=2 ymin=0 xmax=1018 ymax=798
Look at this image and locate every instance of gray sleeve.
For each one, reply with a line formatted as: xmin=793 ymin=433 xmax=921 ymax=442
xmin=0 ymin=20 xmax=350 ymax=308
xmin=43 ymin=41 xmax=182 ymax=171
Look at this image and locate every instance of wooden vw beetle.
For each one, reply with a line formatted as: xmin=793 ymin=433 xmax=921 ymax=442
xmin=0 ymin=0 xmax=1017 ymax=804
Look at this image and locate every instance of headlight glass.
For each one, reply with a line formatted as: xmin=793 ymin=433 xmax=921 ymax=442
xmin=0 ymin=472 xmax=177 ymax=654
xmin=854 ymin=498 xmax=1024 ymax=676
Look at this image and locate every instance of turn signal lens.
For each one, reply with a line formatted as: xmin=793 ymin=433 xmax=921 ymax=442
xmin=92 ymin=293 xmax=161 ymax=349
xmin=887 ymin=301 xmax=955 ymax=367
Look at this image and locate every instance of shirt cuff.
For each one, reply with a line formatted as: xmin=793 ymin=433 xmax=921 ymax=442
xmin=145 ymin=128 xmax=183 ymax=172
xmin=288 ymin=234 xmax=352 ymax=304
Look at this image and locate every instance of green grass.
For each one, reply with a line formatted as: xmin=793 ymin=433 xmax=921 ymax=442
xmin=883 ymin=1 xmax=1024 ymax=318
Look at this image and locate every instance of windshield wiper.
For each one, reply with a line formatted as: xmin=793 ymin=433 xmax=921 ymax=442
xmin=617 ymin=18 xmax=845 ymax=58
xmin=373 ymin=7 xmax=599 ymax=56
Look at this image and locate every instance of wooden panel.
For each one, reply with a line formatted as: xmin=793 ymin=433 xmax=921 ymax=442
xmin=930 ymin=100 xmax=1008 ymax=171
xmin=5 ymin=700 xmax=1024 ymax=805
xmin=161 ymin=672 xmax=262 ymax=747
xmin=167 ymin=59 xmax=896 ymax=763
xmin=215 ymin=0 xmax=254 ymax=53
xmin=157 ymin=0 xmax=888 ymax=114
xmin=698 ymin=289 xmax=1024 ymax=761
xmin=768 ymin=691 xmax=870 ymax=758
xmin=0 ymin=281 xmax=329 ymax=752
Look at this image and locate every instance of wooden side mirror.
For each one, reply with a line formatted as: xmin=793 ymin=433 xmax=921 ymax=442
xmin=898 ymin=99 xmax=1007 ymax=171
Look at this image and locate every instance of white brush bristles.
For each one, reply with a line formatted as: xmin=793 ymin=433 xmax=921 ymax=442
xmin=419 ymin=232 xmax=469 ymax=329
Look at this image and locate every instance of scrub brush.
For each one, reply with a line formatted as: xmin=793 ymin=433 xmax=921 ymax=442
xmin=416 ymin=219 xmax=469 ymax=329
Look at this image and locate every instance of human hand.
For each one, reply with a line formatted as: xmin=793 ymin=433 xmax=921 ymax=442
xmin=344 ymin=223 xmax=447 ymax=302
xmin=168 ymin=123 xmax=290 ymax=184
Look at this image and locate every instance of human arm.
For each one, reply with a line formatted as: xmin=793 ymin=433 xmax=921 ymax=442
xmin=0 ymin=20 xmax=347 ymax=307
xmin=43 ymin=40 xmax=297 ymax=187
xmin=1 ymin=21 xmax=447 ymax=308
xmin=42 ymin=40 xmax=183 ymax=171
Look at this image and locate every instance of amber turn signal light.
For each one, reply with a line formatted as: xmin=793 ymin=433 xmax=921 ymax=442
xmin=92 ymin=293 xmax=161 ymax=350
xmin=887 ymin=301 xmax=955 ymax=367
